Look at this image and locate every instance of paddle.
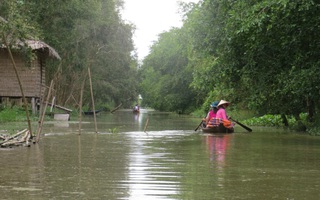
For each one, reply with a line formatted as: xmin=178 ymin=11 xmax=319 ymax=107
xmin=230 ymin=117 xmax=252 ymax=132
xmin=194 ymin=119 xmax=205 ymax=131
xmin=195 ymin=121 xmax=202 ymax=131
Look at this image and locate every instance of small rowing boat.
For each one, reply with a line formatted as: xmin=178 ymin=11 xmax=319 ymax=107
xmin=201 ymin=124 xmax=234 ymax=134
xmin=83 ymin=110 xmax=102 ymax=115
xmin=132 ymin=109 xmax=140 ymax=114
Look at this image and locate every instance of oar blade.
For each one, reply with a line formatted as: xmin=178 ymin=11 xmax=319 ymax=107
xmin=230 ymin=118 xmax=252 ymax=132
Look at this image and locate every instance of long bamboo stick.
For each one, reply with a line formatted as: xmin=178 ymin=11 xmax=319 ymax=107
xmin=88 ymin=67 xmax=98 ymax=133
xmin=36 ymin=80 xmax=53 ymax=143
xmin=144 ymin=117 xmax=149 ymax=133
xmin=78 ymin=79 xmax=85 ymax=135
xmin=3 ymin=35 xmax=33 ymax=137
xmin=110 ymin=103 xmax=122 ymax=113
xmin=0 ymin=129 xmax=28 ymax=145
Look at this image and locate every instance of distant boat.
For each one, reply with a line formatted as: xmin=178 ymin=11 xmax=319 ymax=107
xmin=132 ymin=109 xmax=140 ymax=114
xmin=133 ymin=105 xmax=140 ymax=113
xmin=83 ymin=109 xmax=102 ymax=115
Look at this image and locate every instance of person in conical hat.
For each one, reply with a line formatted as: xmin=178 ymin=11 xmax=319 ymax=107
xmin=216 ymin=100 xmax=234 ymax=128
xmin=217 ymin=100 xmax=230 ymax=108
xmin=216 ymin=100 xmax=230 ymax=120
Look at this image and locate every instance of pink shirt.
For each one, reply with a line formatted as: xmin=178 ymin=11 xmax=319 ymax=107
xmin=207 ymin=110 xmax=216 ymax=119
xmin=216 ymin=108 xmax=228 ymax=120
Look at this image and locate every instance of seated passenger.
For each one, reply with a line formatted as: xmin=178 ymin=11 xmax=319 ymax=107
xmin=205 ymin=101 xmax=219 ymax=128
xmin=216 ymin=100 xmax=233 ymax=128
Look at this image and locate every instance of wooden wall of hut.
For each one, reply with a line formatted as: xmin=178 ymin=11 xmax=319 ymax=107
xmin=0 ymin=49 xmax=46 ymax=114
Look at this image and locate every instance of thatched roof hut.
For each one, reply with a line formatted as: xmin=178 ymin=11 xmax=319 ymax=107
xmin=0 ymin=39 xmax=60 ymax=113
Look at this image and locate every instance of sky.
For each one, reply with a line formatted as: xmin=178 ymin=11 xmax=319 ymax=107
xmin=121 ymin=0 xmax=199 ymax=60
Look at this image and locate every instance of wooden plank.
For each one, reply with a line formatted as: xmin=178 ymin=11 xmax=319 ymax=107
xmin=43 ymin=102 xmax=73 ymax=113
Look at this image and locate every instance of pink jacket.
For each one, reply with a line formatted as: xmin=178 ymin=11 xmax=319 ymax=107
xmin=216 ymin=108 xmax=228 ymax=120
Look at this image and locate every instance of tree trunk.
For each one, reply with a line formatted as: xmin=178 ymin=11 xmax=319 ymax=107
xmin=281 ymin=114 xmax=289 ymax=127
xmin=307 ymin=98 xmax=315 ymax=122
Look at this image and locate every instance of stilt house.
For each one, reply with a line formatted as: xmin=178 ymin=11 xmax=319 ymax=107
xmin=0 ymin=40 xmax=61 ymax=113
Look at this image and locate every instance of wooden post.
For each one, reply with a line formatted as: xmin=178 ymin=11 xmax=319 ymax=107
xmin=88 ymin=67 xmax=98 ymax=133
xmin=36 ymin=80 xmax=54 ymax=143
xmin=50 ymin=96 xmax=55 ymax=113
xmin=39 ymin=87 xmax=47 ymax=119
xmin=31 ymin=97 xmax=36 ymax=115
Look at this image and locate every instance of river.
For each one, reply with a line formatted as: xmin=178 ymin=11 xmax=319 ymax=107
xmin=0 ymin=109 xmax=320 ymax=200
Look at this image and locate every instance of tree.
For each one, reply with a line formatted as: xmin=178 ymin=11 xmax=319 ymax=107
xmin=139 ymin=28 xmax=197 ymax=113
xmin=180 ymin=0 xmax=320 ymax=123
xmin=18 ymin=0 xmax=139 ymax=109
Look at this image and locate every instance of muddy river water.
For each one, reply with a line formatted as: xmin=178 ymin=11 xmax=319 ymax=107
xmin=0 ymin=109 xmax=320 ymax=199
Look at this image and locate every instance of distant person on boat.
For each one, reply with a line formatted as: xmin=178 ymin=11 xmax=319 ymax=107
xmin=205 ymin=101 xmax=219 ymax=126
xmin=133 ymin=104 xmax=140 ymax=112
xmin=216 ymin=100 xmax=233 ymax=128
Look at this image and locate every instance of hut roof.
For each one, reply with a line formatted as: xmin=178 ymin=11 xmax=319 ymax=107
xmin=23 ymin=40 xmax=61 ymax=60
xmin=0 ymin=39 xmax=61 ymax=60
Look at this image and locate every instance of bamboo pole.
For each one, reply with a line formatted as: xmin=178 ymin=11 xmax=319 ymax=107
xmin=36 ymin=80 xmax=54 ymax=143
xmin=144 ymin=117 xmax=149 ymax=133
xmin=38 ymin=87 xmax=47 ymax=121
xmin=78 ymin=79 xmax=85 ymax=135
xmin=88 ymin=67 xmax=98 ymax=133
xmin=3 ymin=35 xmax=33 ymax=137
xmin=110 ymin=103 xmax=122 ymax=113
xmin=0 ymin=129 xmax=28 ymax=145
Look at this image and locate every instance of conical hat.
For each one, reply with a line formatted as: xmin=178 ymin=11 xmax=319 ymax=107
xmin=217 ymin=100 xmax=230 ymax=107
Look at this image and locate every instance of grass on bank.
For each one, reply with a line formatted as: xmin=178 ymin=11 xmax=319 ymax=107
xmin=0 ymin=106 xmax=39 ymax=122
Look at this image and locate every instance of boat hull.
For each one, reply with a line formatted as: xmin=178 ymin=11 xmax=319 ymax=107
xmin=202 ymin=124 xmax=234 ymax=134
xmin=83 ymin=110 xmax=102 ymax=115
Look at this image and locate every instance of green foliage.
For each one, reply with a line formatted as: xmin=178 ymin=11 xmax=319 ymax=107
xmin=219 ymin=0 xmax=320 ymax=117
xmin=139 ymin=29 xmax=197 ymax=113
xmin=0 ymin=0 xmax=138 ymax=110
xmin=183 ymin=0 xmax=319 ymax=128
xmin=109 ymin=127 xmax=118 ymax=134
xmin=137 ymin=0 xmax=320 ymax=128
xmin=244 ymin=114 xmax=288 ymax=127
xmin=308 ymin=127 xmax=320 ymax=136
xmin=243 ymin=113 xmax=310 ymax=131
xmin=0 ymin=1 xmax=41 ymax=42
xmin=0 ymin=1 xmax=42 ymax=66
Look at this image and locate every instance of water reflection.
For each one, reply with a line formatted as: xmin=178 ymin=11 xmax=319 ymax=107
xmin=126 ymin=131 xmax=184 ymax=199
xmin=203 ymin=134 xmax=232 ymax=193
xmin=205 ymin=134 xmax=231 ymax=168
xmin=1 ymin=112 xmax=320 ymax=200
xmin=133 ymin=112 xmax=140 ymax=123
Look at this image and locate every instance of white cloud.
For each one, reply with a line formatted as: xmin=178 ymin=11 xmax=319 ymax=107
xmin=121 ymin=0 xmax=199 ymax=60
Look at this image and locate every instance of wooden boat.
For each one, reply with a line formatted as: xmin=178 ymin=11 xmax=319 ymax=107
xmin=132 ymin=109 xmax=140 ymax=114
xmin=201 ymin=124 xmax=234 ymax=134
xmin=83 ymin=109 xmax=102 ymax=115
xmin=133 ymin=105 xmax=140 ymax=113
